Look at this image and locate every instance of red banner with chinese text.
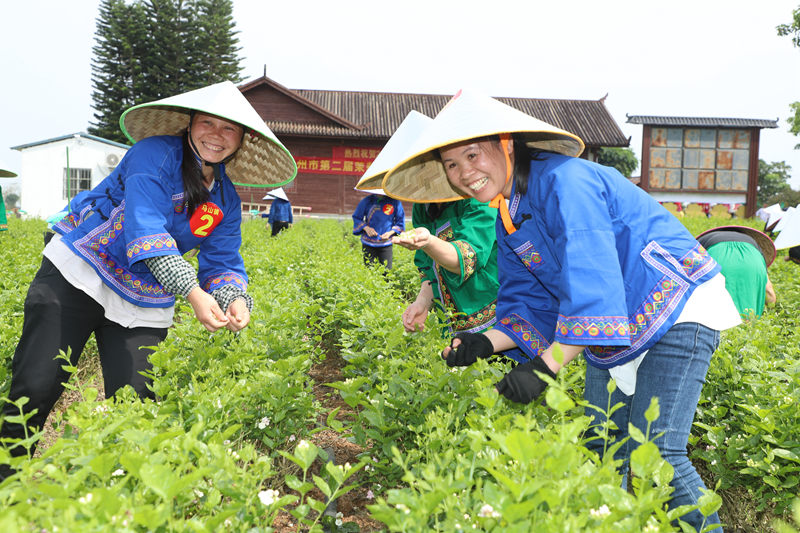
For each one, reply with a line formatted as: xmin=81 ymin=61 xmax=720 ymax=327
xmin=294 ymin=157 xmax=373 ymax=175
xmin=294 ymin=146 xmax=380 ymax=175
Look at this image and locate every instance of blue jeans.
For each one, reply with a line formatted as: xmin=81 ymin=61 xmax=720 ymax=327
xmin=584 ymin=322 xmax=722 ymax=532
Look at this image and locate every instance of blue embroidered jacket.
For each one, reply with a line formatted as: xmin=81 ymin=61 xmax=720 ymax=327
xmin=352 ymin=194 xmax=405 ymax=248
xmin=53 ymin=135 xmax=248 ymax=308
xmin=495 ymin=152 xmax=719 ymax=369
xmin=268 ymin=198 xmax=293 ymax=224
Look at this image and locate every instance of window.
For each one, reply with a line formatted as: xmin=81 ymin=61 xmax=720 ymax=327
xmin=63 ymin=168 xmax=92 ymax=200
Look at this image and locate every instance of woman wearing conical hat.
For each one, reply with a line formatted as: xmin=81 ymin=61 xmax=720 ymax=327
xmin=264 ymin=187 xmax=293 ymax=236
xmin=696 ymin=225 xmax=777 ymax=319
xmin=358 ymin=111 xmax=510 ymax=344
xmin=381 ymin=90 xmax=741 ymax=532
xmin=0 ymin=81 xmax=296 ymax=479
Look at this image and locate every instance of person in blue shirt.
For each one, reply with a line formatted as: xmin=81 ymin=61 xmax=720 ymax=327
xmin=0 ymin=81 xmax=296 ymax=479
xmin=352 ymin=192 xmax=405 ymax=269
xmin=265 ymin=188 xmax=293 ymax=236
xmin=381 ymin=91 xmax=740 ymax=532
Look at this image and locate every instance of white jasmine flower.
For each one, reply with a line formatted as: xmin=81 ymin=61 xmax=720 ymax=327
xmin=477 ymin=504 xmax=500 ymax=518
xmin=257 ymin=416 xmax=271 ymax=430
xmin=590 ymin=504 xmax=611 ymax=518
xmin=78 ymin=493 xmax=93 ymax=504
xmin=258 ymin=489 xmax=280 ymax=506
xmin=288 ymin=434 xmax=296 ymax=442
xmin=111 ymin=469 xmax=125 ymax=477
xmin=366 ymin=489 xmax=374 ymax=499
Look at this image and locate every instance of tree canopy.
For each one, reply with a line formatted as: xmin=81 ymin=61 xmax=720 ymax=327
xmin=89 ymin=0 xmax=243 ymax=144
xmin=596 ymin=147 xmax=639 ymax=178
xmin=758 ymin=159 xmax=793 ymax=206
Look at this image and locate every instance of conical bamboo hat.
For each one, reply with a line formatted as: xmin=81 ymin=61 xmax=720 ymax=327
xmin=120 ymin=81 xmax=297 ymax=188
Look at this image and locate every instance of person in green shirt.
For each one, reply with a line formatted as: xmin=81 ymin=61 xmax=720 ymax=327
xmin=0 ymin=166 xmax=17 ymax=232
xmin=393 ymin=198 xmax=508 ymax=343
xmin=696 ymin=225 xmax=777 ymax=318
xmin=0 ymin=185 xmax=8 ymax=232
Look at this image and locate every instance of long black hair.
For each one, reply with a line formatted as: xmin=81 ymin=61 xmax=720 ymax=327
xmin=510 ymin=133 xmax=549 ymax=196
xmin=181 ymin=130 xmax=209 ymax=216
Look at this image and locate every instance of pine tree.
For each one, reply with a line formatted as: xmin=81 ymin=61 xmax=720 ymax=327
xmin=89 ymin=0 xmax=149 ymax=143
xmin=144 ymin=0 xmax=197 ymax=98
xmin=89 ymin=0 xmax=244 ymax=142
xmin=195 ymin=0 xmax=243 ymax=83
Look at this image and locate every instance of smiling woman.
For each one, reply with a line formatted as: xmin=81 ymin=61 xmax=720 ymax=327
xmin=0 ymin=81 xmax=297 ymax=481
xmin=380 ymin=89 xmax=743 ymax=532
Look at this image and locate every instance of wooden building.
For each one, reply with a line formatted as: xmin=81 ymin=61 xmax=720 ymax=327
xmin=626 ymin=115 xmax=778 ymax=218
xmin=238 ymin=76 xmax=631 ymax=216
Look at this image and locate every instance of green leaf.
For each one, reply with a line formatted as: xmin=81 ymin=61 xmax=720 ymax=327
xmin=630 ymin=441 xmax=662 ymax=478
xmin=628 ymin=423 xmax=646 ymax=444
xmin=313 ymin=474 xmax=332 ymax=499
xmin=545 ymin=386 xmax=574 ymax=413
xmin=138 ymin=462 xmax=175 ymax=500
xmin=697 ymin=488 xmax=722 ymax=517
xmin=644 ymin=396 xmax=660 ymax=424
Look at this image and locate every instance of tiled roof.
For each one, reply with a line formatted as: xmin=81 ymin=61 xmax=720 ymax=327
xmin=269 ymin=89 xmax=630 ymax=147
xmin=626 ymin=115 xmax=778 ymax=129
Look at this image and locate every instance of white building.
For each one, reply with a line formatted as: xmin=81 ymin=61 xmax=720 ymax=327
xmin=11 ymin=132 xmax=129 ymax=218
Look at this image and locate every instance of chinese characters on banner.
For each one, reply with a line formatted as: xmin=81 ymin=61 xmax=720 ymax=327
xmin=294 ymin=146 xmax=380 ymax=175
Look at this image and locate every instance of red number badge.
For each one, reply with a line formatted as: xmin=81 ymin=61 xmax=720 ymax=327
xmin=190 ymin=202 xmax=224 ymax=237
xmin=382 ymin=204 xmax=394 ymax=215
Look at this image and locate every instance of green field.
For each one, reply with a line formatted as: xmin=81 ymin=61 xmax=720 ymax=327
xmin=0 ymin=215 xmax=798 ymax=532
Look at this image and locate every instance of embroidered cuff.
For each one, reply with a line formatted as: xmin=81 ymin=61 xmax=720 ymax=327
xmin=556 ymin=315 xmax=630 ymax=345
xmin=452 ymin=240 xmax=477 ymax=281
xmin=127 ymin=233 xmax=179 ymax=262
xmin=496 ymin=314 xmax=550 ymax=359
xmin=202 ymin=272 xmax=248 ymax=293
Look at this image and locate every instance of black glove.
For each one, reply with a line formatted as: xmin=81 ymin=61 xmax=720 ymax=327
xmin=495 ymin=357 xmax=556 ymax=404
xmin=442 ymin=332 xmax=494 ymax=367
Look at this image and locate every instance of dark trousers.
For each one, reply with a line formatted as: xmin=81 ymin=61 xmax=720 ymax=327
xmin=0 ymin=257 xmax=167 ymax=463
xmin=271 ymin=221 xmax=290 ymax=236
xmin=362 ymin=244 xmax=393 ymax=269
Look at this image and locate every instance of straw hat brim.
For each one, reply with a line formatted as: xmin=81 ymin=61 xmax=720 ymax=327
xmin=120 ymin=82 xmax=297 ymax=188
xmin=381 ymin=90 xmax=585 ymax=203
xmin=697 ymin=225 xmax=777 ymax=267
xmin=355 ymin=110 xmax=432 ymax=194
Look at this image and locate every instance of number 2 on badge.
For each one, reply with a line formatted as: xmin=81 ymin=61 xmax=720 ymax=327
xmin=190 ymin=202 xmax=224 ymax=237
xmin=194 ymin=214 xmax=215 ymax=236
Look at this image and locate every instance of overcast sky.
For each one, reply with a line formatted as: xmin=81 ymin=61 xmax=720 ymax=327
xmin=2 ymin=0 xmax=800 ymax=191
